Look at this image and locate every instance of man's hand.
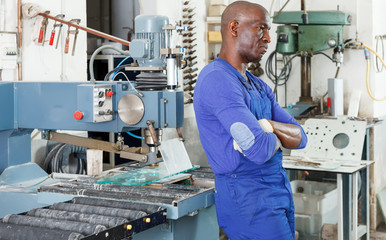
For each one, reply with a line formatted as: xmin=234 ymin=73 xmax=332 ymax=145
xmin=258 ymin=119 xmax=281 ymax=153
xmin=267 ymin=119 xmax=302 ymax=149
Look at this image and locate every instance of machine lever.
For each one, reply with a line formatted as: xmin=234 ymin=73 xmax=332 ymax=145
xmin=48 ymin=131 xmax=148 ymax=162
xmin=146 ymin=120 xmax=159 ymax=146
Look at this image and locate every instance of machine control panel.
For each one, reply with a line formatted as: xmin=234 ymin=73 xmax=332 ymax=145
xmin=93 ymin=85 xmax=114 ymax=122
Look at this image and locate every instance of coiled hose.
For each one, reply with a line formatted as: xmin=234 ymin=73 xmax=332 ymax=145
xmin=43 ymin=144 xmax=87 ymax=174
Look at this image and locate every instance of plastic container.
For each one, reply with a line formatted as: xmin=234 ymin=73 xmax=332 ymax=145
xmin=291 ymin=180 xmax=337 ymax=239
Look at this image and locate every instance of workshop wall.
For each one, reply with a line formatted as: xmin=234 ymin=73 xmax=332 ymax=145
xmin=372 ymin=0 xmax=386 ymax=226
xmin=3 ymin=0 xmax=87 ymax=81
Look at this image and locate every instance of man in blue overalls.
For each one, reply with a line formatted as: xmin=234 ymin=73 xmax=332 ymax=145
xmin=194 ymin=1 xmax=308 ymax=239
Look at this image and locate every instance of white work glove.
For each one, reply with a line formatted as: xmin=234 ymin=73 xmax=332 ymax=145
xmin=233 ymin=140 xmax=243 ymax=153
xmin=233 ymin=119 xmax=274 ymax=154
xmin=258 ymin=119 xmax=273 ymax=133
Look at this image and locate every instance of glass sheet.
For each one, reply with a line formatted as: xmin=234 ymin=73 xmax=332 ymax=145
xmin=97 ymin=163 xmax=200 ymax=186
xmin=159 ymin=138 xmax=192 ymax=175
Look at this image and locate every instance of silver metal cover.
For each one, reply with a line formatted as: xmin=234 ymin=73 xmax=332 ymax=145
xmin=118 ymin=94 xmax=145 ymax=125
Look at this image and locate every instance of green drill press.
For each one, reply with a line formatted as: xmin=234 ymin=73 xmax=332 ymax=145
xmin=273 ymin=10 xmax=351 ymax=116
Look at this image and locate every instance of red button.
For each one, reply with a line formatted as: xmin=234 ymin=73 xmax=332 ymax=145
xmin=106 ymin=91 xmax=114 ymax=97
xmin=74 ymin=111 xmax=83 ymax=120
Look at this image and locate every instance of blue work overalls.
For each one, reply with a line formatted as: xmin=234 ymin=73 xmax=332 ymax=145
xmin=214 ymin=70 xmax=295 ymax=240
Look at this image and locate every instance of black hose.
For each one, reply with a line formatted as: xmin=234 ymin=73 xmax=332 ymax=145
xmin=265 ymin=51 xmax=295 ymax=87
xmin=43 ymin=143 xmax=87 ymax=174
xmin=314 ymin=51 xmax=334 ymax=61
xmin=103 ymin=64 xmax=132 ymax=82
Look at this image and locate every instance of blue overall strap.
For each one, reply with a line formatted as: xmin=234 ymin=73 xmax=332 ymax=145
xmin=237 ymin=71 xmax=270 ymax=120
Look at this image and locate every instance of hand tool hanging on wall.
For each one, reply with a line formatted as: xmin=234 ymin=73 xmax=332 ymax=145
xmin=38 ymin=11 xmax=50 ymax=45
xmin=184 ymin=73 xmax=197 ymax=80
xmin=37 ymin=12 xmax=130 ymax=47
xmin=186 ymin=50 xmax=196 ymax=55
xmin=181 ymin=0 xmax=198 ymax=103
xmin=64 ymin=19 xmax=81 ymax=55
xmin=186 ymin=55 xmax=197 ymax=61
xmin=183 ymin=44 xmax=197 ymax=49
xmin=64 ymin=25 xmax=71 ymax=54
xmin=182 ymin=32 xmax=195 ymax=37
xmin=182 ymin=20 xmax=194 ymax=25
xmin=187 ymin=60 xmax=197 ymax=67
xmin=183 ymin=38 xmax=196 ymax=43
xmin=71 ymin=19 xmax=81 ymax=56
xmin=183 ymin=67 xmax=198 ymax=74
xmin=48 ymin=14 xmax=65 ymax=47
xmin=182 ymin=13 xmax=195 ymax=19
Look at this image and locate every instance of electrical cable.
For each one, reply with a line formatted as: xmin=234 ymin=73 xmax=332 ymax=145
xmin=111 ymin=55 xmax=132 ymax=79
xmin=89 ymin=45 xmax=129 ymax=83
xmin=356 ymin=42 xmax=386 ymax=101
xmin=265 ymin=51 xmax=298 ymax=105
xmin=126 ymin=131 xmax=144 ymax=140
xmin=274 ymin=44 xmax=278 ymax=101
xmin=265 ymin=51 xmax=297 ymax=87
xmin=335 ymin=66 xmax=340 ymax=78
xmin=112 ymin=71 xmax=129 ymax=81
xmin=111 ymin=71 xmax=143 ymax=97
xmin=43 ymin=143 xmax=87 ymax=174
xmin=313 ymin=51 xmax=334 ymax=61
xmin=104 ymin=64 xmax=131 ymax=82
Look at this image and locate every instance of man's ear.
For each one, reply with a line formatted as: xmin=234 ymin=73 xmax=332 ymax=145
xmin=229 ymin=20 xmax=238 ymax=37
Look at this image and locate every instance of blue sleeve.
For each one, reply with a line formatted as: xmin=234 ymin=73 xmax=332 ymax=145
xmin=262 ymin=81 xmax=308 ymax=149
xmin=199 ymin=71 xmax=278 ymax=164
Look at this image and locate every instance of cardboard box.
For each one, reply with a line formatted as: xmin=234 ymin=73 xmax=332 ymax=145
xmin=208 ymin=31 xmax=222 ymax=42
xmin=208 ymin=5 xmax=227 ymax=16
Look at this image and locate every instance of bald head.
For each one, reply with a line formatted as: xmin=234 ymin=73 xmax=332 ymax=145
xmin=218 ymin=1 xmax=271 ymax=67
xmin=221 ymin=1 xmax=268 ymax=36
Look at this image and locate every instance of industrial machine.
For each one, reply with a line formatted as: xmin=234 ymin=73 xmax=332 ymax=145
xmin=0 ymin=15 xmax=218 ymax=240
xmin=272 ymin=10 xmax=351 ymax=116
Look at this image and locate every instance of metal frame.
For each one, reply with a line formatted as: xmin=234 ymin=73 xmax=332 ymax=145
xmin=283 ymin=160 xmax=373 ymax=239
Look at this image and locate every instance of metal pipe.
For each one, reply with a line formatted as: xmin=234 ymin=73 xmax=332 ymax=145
xmin=72 ymin=197 xmax=162 ymax=214
xmin=0 ymin=222 xmax=84 ymax=240
xmin=299 ymin=55 xmax=312 ymax=102
xmin=3 ymin=214 xmax=106 ymax=236
xmin=27 ymin=208 xmax=128 ymax=228
xmin=39 ymin=185 xmax=175 ymax=204
xmin=59 ymin=181 xmax=192 ymax=198
xmin=38 ymin=12 xmax=130 ymax=47
xmin=50 ymin=202 xmax=147 ymax=220
xmin=17 ymin=0 xmax=22 ymax=81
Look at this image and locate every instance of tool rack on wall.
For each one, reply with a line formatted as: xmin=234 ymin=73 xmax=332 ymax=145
xmin=182 ymin=0 xmax=197 ymax=104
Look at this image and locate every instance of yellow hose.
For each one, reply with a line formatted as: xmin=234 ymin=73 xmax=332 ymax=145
xmin=356 ymin=42 xmax=386 ymax=101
